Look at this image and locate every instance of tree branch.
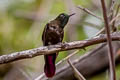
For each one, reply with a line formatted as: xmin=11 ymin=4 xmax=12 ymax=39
xmin=67 ymin=59 xmax=86 ymax=80
xmin=100 ymin=0 xmax=116 ymax=80
xmin=0 ymin=32 xmax=120 ymax=64
xmin=77 ymin=5 xmax=102 ymax=20
xmin=39 ymin=41 xmax=120 ymax=80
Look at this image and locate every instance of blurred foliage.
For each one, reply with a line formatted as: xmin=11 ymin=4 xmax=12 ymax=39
xmin=73 ymin=0 xmax=92 ymax=6
xmin=50 ymin=0 xmax=66 ymax=14
xmin=0 ymin=0 xmax=120 ymax=80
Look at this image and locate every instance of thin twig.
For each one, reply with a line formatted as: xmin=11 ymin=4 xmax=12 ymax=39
xmin=83 ymin=22 xmax=101 ymax=29
xmin=18 ymin=68 xmax=32 ymax=80
xmin=94 ymin=27 xmax=105 ymax=36
xmin=95 ymin=13 xmax=120 ymax=36
xmin=100 ymin=0 xmax=116 ymax=80
xmin=77 ymin=4 xmax=119 ymax=36
xmin=115 ymin=4 xmax=120 ymax=16
xmin=94 ymin=4 xmax=120 ymax=36
xmin=67 ymin=59 xmax=86 ymax=80
xmin=56 ymin=50 xmax=80 ymax=65
xmin=110 ymin=13 xmax=120 ymax=24
xmin=77 ymin=5 xmax=102 ymax=20
xmin=112 ymin=4 xmax=120 ymax=31
xmin=109 ymin=0 xmax=116 ymax=31
xmin=109 ymin=0 xmax=115 ymax=20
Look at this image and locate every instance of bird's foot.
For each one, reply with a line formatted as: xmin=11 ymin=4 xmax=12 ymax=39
xmin=58 ymin=42 xmax=68 ymax=48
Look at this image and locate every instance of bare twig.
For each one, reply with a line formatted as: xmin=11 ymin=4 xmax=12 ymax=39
xmin=67 ymin=59 xmax=86 ymax=80
xmin=110 ymin=13 xmax=120 ymax=24
xmin=100 ymin=0 xmax=116 ymax=80
xmin=77 ymin=5 xmax=102 ymax=20
xmin=109 ymin=0 xmax=115 ymax=20
xmin=18 ymin=68 xmax=32 ymax=80
xmin=94 ymin=27 xmax=105 ymax=36
xmin=109 ymin=0 xmax=116 ymax=31
xmin=34 ymin=73 xmax=46 ymax=80
xmin=0 ymin=32 xmax=120 ymax=65
xmin=112 ymin=4 xmax=120 ymax=31
xmin=56 ymin=50 xmax=80 ymax=65
xmin=95 ymin=13 xmax=120 ymax=36
xmin=95 ymin=4 xmax=119 ymax=36
xmin=77 ymin=4 xmax=119 ymax=36
xmin=83 ymin=22 xmax=101 ymax=29
xmin=115 ymin=4 xmax=120 ymax=17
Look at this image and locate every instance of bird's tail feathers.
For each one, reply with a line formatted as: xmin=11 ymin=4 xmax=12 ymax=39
xmin=44 ymin=53 xmax=57 ymax=78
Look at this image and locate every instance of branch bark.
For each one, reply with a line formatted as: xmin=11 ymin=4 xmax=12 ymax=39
xmin=0 ymin=32 xmax=120 ymax=64
xmin=39 ymin=41 xmax=120 ymax=80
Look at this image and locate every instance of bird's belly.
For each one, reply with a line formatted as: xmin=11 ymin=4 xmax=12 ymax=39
xmin=47 ymin=31 xmax=61 ymax=44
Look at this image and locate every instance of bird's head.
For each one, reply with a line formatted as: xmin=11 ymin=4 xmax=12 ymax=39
xmin=55 ymin=13 xmax=75 ymax=28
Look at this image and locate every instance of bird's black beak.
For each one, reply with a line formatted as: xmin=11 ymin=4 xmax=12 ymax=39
xmin=68 ymin=13 xmax=75 ymax=17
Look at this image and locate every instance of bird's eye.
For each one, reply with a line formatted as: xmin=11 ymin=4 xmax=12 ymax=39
xmin=60 ymin=15 xmax=65 ymax=19
xmin=60 ymin=15 xmax=63 ymax=17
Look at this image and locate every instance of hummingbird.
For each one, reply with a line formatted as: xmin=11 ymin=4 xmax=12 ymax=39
xmin=42 ymin=13 xmax=75 ymax=78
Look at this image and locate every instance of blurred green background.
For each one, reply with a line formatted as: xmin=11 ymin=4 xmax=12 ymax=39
xmin=0 ymin=0 xmax=120 ymax=80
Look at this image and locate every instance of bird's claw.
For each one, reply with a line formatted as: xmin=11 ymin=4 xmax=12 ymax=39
xmin=58 ymin=42 xmax=68 ymax=48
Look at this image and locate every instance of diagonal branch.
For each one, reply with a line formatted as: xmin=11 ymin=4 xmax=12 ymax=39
xmin=67 ymin=59 xmax=86 ymax=80
xmin=56 ymin=50 xmax=80 ymax=66
xmin=77 ymin=5 xmax=102 ymax=20
xmin=77 ymin=4 xmax=120 ymax=37
xmin=112 ymin=4 xmax=120 ymax=31
xmin=100 ymin=0 xmax=116 ymax=80
xmin=109 ymin=0 xmax=116 ymax=31
xmin=0 ymin=32 xmax=120 ymax=64
xmin=95 ymin=13 xmax=120 ymax=36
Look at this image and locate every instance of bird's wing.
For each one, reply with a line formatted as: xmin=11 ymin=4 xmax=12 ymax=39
xmin=42 ymin=23 xmax=49 ymax=46
xmin=60 ymin=30 xmax=64 ymax=42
